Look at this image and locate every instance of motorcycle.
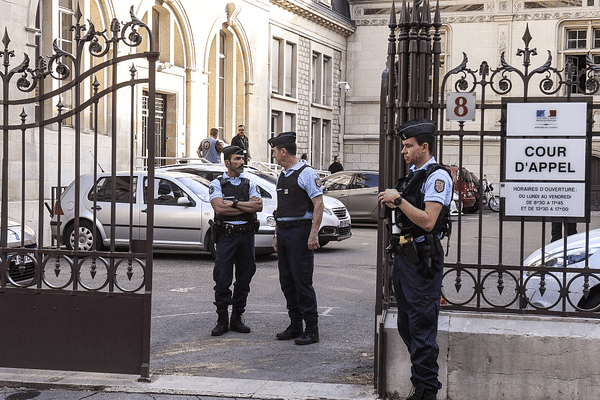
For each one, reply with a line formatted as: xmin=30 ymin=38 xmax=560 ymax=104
xmin=481 ymin=175 xmax=500 ymax=212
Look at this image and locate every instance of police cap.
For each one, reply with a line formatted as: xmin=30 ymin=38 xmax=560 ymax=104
xmin=222 ymin=145 xmax=244 ymax=157
xmin=267 ymin=131 xmax=296 ymax=148
xmin=397 ymin=118 xmax=436 ymax=140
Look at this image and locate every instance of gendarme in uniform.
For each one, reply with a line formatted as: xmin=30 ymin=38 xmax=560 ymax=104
xmin=378 ymin=118 xmax=453 ymax=400
xmin=268 ymin=131 xmax=324 ymax=346
xmin=208 ymin=145 xmax=262 ymax=337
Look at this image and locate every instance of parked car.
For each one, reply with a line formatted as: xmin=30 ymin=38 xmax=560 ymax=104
xmin=160 ymin=162 xmax=352 ymax=246
xmin=50 ymin=170 xmax=276 ymax=257
xmin=321 ymin=171 xmax=379 ymax=223
xmin=444 ymin=166 xmax=479 ymax=213
xmin=3 ymin=217 xmax=37 ymax=283
xmin=523 ymin=228 xmax=600 ymax=311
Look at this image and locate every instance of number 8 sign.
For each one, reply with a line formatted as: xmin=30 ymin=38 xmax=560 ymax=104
xmin=446 ymin=92 xmax=476 ymax=121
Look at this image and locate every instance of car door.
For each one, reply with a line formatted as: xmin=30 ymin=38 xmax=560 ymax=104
xmin=322 ymin=173 xmax=353 ymax=209
xmin=140 ymin=176 xmax=204 ymax=249
xmin=87 ymin=175 xmax=140 ymax=247
xmin=347 ymin=173 xmax=379 ymax=220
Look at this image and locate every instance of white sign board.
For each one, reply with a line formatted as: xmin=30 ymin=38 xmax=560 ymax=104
xmin=506 ymin=102 xmax=587 ymax=136
xmin=505 ymin=138 xmax=586 ymax=181
xmin=503 ymin=182 xmax=585 ymax=217
xmin=446 ymin=92 xmax=476 ymax=121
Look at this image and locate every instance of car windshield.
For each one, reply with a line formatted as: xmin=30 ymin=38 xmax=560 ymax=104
xmin=175 ymin=176 xmax=211 ymax=202
xmin=322 ymin=174 xmax=353 ymax=190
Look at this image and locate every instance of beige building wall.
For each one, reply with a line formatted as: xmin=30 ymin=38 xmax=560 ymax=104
xmin=346 ymin=0 xmax=600 ymax=184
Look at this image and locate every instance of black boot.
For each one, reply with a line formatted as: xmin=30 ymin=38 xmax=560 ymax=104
xmin=276 ymin=320 xmax=303 ymax=340
xmin=230 ymin=310 xmax=251 ymax=333
xmin=294 ymin=324 xmax=319 ymax=345
xmin=211 ymin=309 xmax=229 ymax=336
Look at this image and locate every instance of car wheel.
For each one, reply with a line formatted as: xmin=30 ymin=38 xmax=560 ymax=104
xmin=488 ymin=195 xmax=500 ymax=212
xmin=578 ymin=291 xmax=600 ymax=311
xmin=207 ymin=231 xmax=217 ymax=259
xmin=64 ymin=220 xmax=103 ymax=251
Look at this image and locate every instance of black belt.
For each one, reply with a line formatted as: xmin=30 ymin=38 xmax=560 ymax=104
xmin=224 ymin=223 xmax=255 ymax=233
xmin=276 ymin=219 xmax=312 ymax=229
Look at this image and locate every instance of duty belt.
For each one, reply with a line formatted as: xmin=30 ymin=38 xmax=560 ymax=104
xmin=276 ymin=219 xmax=312 ymax=229
xmin=224 ymin=223 xmax=255 ymax=234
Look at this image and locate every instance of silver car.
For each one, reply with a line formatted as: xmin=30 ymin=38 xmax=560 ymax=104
xmin=2 ymin=218 xmax=37 ymax=284
xmin=160 ymin=163 xmax=352 ymax=246
xmin=321 ymin=171 xmax=379 ymax=223
xmin=50 ymin=170 xmax=276 ymax=257
xmin=524 ymin=228 xmax=600 ymax=311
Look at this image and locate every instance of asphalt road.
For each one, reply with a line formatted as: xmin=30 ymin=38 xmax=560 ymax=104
xmin=149 ymin=224 xmax=378 ymax=386
xmin=148 ymin=210 xmax=600 ymax=385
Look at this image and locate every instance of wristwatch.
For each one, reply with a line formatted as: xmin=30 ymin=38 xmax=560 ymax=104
xmin=232 ymin=199 xmax=239 ymax=208
xmin=393 ymin=195 xmax=403 ymax=206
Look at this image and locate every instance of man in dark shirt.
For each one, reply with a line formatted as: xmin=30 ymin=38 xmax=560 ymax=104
xmin=328 ymin=156 xmax=343 ymax=174
xmin=231 ymin=125 xmax=251 ymax=164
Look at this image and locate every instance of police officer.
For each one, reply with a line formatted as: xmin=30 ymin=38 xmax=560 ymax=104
xmin=268 ymin=132 xmax=324 ymax=345
xmin=378 ymin=119 xmax=453 ymax=400
xmin=209 ymin=145 xmax=262 ymax=336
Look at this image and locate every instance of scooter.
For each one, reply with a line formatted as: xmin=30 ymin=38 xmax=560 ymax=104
xmin=481 ymin=175 xmax=499 ymax=212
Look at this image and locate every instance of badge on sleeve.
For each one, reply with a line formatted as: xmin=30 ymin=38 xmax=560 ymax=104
xmin=209 ymin=186 xmax=215 ymax=194
xmin=434 ymin=179 xmax=445 ymax=193
xmin=315 ymin=178 xmax=322 ymax=188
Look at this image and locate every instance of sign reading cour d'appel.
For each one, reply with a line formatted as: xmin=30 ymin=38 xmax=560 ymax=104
xmin=502 ymin=102 xmax=587 ymax=218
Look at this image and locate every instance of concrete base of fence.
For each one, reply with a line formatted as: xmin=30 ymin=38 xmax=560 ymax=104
xmin=384 ymin=310 xmax=600 ymax=400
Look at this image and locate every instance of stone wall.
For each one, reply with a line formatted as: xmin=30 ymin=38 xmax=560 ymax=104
xmin=384 ymin=310 xmax=600 ymax=400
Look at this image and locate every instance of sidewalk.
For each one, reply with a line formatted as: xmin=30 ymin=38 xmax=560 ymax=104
xmin=0 ymin=367 xmax=378 ymax=400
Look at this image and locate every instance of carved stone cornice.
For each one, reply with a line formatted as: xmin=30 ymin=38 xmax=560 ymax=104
xmin=352 ymin=5 xmax=600 ymax=26
xmin=270 ymin=0 xmax=356 ymax=36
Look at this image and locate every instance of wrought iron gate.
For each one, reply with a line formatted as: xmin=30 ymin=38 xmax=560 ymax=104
xmin=0 ymin=5 xmax=158 ymax=379
xmin=375 ymin=0 xmax=600 ymax=395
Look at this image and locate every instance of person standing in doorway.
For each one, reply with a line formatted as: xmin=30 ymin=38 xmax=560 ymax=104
xmin=231 ymin=124 xmax=251 ymax=164
xmin=209 ymin=146 xmax=262 ymax=336
xmin=268 ymin=132 xmax=324 ymax=345
xmin=197 ymin=128 xmax=224 ymax=163
xmin=378 ymin=119 xmax=453 ymax=400
xmin=328 ymin=156 xmax=343 ymax=174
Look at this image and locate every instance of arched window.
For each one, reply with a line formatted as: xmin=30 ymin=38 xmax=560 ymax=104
xmin=207 ymin=28 xmax=246 ymax=143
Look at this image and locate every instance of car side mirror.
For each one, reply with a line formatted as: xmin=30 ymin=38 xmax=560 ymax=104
xmin=177 ymin=197 xmax=191 ymax=206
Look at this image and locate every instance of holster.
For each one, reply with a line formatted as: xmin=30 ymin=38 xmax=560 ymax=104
xmin=209 ymin=220 xmax=222 ymax=243
xmin=393 ymin=235 xmax=420 ymax=265
xmin=415 ymin=234 xmax=442 ymax=278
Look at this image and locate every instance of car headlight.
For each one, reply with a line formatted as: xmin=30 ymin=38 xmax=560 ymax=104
xmin=323 ymin=208 xmax=333 ymax=216
xmin=267 ymin=215 xmax=276 ymax=227
xmin=529 ymin=247 xmax=600 ymax=269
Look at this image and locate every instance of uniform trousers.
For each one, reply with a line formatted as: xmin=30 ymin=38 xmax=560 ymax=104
xmin=213 ymin=231 xmax=256 ymax=312
xmin=276 ymin=223 xmax=318 ymax=326
xmin=392 ymin=245 xmax=444 ymax=393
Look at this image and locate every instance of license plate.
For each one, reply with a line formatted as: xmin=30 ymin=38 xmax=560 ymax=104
xmin=339 ymin=220 xmax=350 ymax=228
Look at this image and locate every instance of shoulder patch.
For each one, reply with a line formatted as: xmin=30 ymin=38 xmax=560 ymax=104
xmin=315 ymin=178 xmax=322 ymax=188
xmin=209 ymin=185 xmax=215 ymax=194
xmin=434 ymin=179 xmax=445 ymax=193
xmin=202 ymin=140 xmax=210 ymax=149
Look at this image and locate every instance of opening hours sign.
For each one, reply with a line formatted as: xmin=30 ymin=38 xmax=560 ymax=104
xmin=502 ymin=102 xmax=587 ymax=219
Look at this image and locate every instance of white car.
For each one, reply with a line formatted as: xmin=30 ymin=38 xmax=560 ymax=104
xmin=3 ymin=217 xmax=37 ymax=284
xmin=161 ymin=163 xmax=352 ymax=246
xmin=50 ymin=170 xmax=276 ymax=257
xmin=523 ymin=228 xmax=600 ymax=312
